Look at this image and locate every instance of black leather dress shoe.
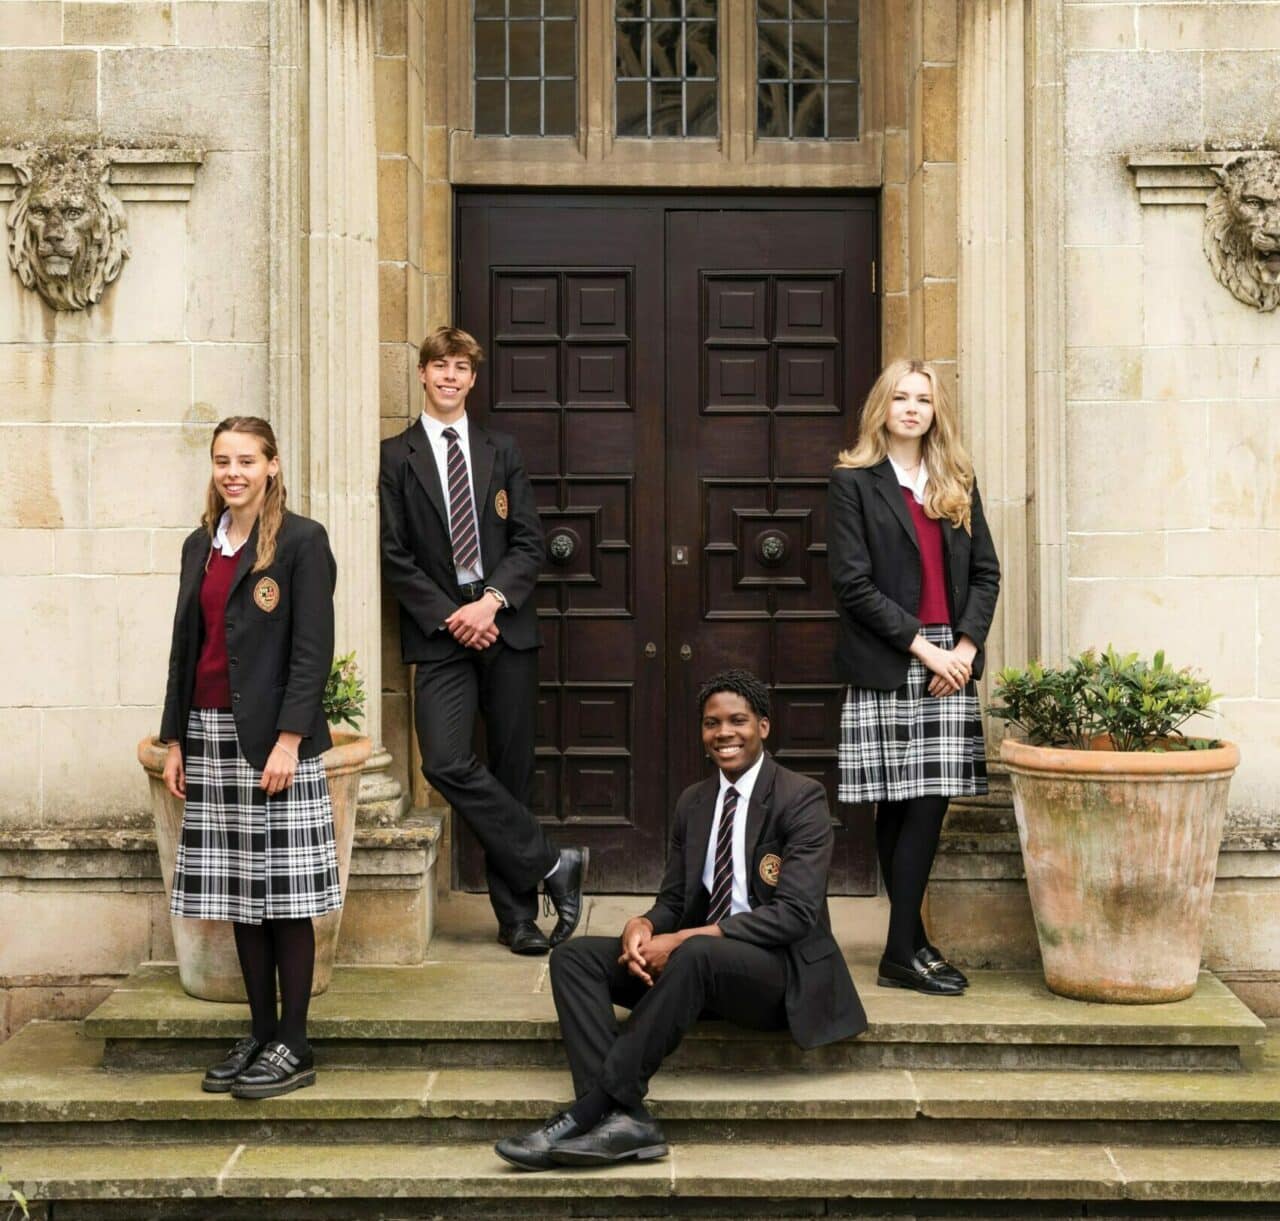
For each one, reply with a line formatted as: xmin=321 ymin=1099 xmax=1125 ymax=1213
xmin=230 ymin=1041 xmax=316 ymax=1099
xmin=201 ymin=1035 xmax=263 ymax=1094
xmin=877 ymin=955 xmax=965 ymax=996
xmin=498 ymin=919 xmax=551 ymax=956
xmin=548 ymin=1108 xmax=669 ymax=1167
xmin=495 ymin=1111 xmax=583 ymax=1171
xmin=543 ymin=847 xmax=589 ymax=947
xmin=916 ymin=944 xmax=968 ymax=988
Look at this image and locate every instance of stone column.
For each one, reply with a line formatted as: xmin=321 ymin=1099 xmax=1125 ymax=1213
xmin=276 ymin=0 xmax=405 ymax=821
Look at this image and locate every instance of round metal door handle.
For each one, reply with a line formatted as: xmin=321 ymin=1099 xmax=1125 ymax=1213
xmin=547 ymin=528 xmax=579 ymax=564
xmin=680 ymin=644 xmax=692 ymax=661
xmin=756 ymin=528 xmax=790 ymax=567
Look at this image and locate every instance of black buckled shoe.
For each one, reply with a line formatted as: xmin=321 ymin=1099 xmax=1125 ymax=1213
xmin=201 ymin=1035 xmax=263 ymax=1094
xmin=548 ymin=1108 xmax=669 ymax=1167
xmin=543 ymin=847 xmax=589 ymax=947
xmin=495 ymin=1111 xmax=583 ymax=1171
xmin=498 ymin=919 xmax=551 ymax=956
xmin=877 ymin=954 xmax=965 ymax=996
xmin=916 ymin=944 xmax=968 ymax=989
xmin=230 ymin=1041 xmax=316 ymax=1100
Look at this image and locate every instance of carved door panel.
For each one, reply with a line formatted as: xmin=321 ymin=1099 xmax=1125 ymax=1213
xmin=666 ymin=206 xmax=879 ymax=893
xmin=456 ymin=199 xmax=668 ymax=891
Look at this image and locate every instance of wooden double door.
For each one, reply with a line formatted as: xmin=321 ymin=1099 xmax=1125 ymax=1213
xmin=456 ymin=193 xmax=879 ymax=894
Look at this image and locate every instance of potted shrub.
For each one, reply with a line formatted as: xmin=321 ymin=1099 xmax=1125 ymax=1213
xmin=137 ymin=653 xmax=372 ymax=1002
xmin=991 ymin=648 xmax=1239 ymax=1004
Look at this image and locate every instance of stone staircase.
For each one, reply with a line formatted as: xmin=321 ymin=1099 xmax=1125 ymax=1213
xmin=3 ymin=897 xmax=1280 ymax=1219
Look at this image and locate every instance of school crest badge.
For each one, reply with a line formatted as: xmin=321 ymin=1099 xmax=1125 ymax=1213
xmin=253 ymin=577 xmax=281 ymax=613
xmin=758 ymin=853 xmax=782 ymax=886
xmin=495 ymin=489 xmax=509 ymax=520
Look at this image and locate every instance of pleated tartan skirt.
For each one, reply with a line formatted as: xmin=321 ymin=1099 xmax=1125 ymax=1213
xmin=838 ymin=624 xmax=988 ymax=804
xmin=169 ymin=709 xmax=342 ymax=924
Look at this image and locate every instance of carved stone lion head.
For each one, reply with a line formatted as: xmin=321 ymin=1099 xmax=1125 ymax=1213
xmin=1203 ymin=152 xmax=1280 ymax=313
xmin=6 ymin=146 xmax=131 ymax=312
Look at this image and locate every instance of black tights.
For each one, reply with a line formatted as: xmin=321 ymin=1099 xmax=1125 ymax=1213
xmin=232 ymin=918 xmax=315 ymax=1052
xmin=876 ymin=797 xmax=949 ymax=966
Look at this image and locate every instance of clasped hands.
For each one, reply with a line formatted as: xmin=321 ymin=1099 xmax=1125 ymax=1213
xmin=618 ymin=916 xmax=721 ymax=987
xmin=915 ymin=635 xmax=979 ymax=698
xmin=445 ymin=590 xmax=503 ymax=650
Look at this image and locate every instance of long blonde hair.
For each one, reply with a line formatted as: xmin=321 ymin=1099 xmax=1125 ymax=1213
xmin=202 ymin=416 xmax=287 ymax=571
xmin=835 ymin=359 xmax=974 ymax=532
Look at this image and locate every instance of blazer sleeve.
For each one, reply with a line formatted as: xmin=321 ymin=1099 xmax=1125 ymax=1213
xmin=277 ymin=524 xmax=337 ymax=738
xmin=159 ymin=531 xmax=200 ymax=745
xmin=719 ymin=777 xmax=832 ymax=949
xmin=954 ymin=480 xmax=1001 ymax=648
xmin=827 ymin=470 xmax=922 ymax=651
xmin=484 ymin=443 xmax=546 ymax=611
xmin=641 ymin=797 xmax=690 ymax=936
xmin=378 ymin=443 xmax=459 ymax=636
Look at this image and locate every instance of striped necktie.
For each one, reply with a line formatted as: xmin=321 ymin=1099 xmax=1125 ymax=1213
xmin=706 ymin=785 xmax=739 ymax=926
xmin=442 ymin=426 xmax=481 ymax=574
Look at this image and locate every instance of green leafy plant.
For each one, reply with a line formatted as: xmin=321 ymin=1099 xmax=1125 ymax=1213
xmin=1 ymin=1171 xmax=30 ymax=1221
xmin=989 ymin=647 xmax=1220 ymax=752
xmin=323 ymin=651 xmax=366 ymax=731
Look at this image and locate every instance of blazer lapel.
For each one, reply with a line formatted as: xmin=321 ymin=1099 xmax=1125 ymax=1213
xmin=742 ymin=753 xmax=776 ymax=873
xmin=684 ymin=778 xmax=718 ymax=905
xmin=226 ymin=519 xmax=261 ymax=600
xmin=872 ymin=459 xmax=919 ymax=552
xmin=406 ymin=419 xmax=449 ymax=531
xmin=468 ymin=422 xmax=497 ymax=527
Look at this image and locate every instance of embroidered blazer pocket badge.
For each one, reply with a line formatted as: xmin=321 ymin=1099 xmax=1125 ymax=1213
xmin=495 ymin=489 xmax=509 ymax=520
xmin=253 ymin=577 xmax=281 ymax=613
xmin=758 ymin=853 xmax=782 ymax=886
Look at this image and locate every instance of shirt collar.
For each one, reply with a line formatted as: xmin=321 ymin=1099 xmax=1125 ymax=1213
xmin=212 ymin=510 xmax=248 ymax=557
xmin=717 ymin=749 xmax=766 ymax=807
xmin=420 ymin=411 xmax=469 ymax=445
xmin=887 ymin=453 xmax=929 ymax=505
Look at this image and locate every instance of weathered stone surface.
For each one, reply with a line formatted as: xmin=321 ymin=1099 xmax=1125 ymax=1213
xmin=0 ymin=2 xmax=62 ymax=47
xmin=1065 ymin=247 xmax=1144 ymax=349
xmin=64 ymin=3 xmax=175 ymax=47
xmin=0 ymin=51 xmax=97 ymax=143
xmin=0 ymin=892 xmax=150 ymax=976
xmin=53 ymin=530 xmax=152 ymax=575
xmin=88 ymin=426 xmax=209 ymax=528
xmin=1110 ymin=1144 xmax=1280 ymax=1202
xmin=40 ymin=707 xmax=156 ymax=822
xmin=3 ymin=1143 xmax=231 ymax=1201
xmin=0 ymin=575 xmax=116 ymax=705
xmin=191 ymin=343 xmax=267 ymax=420
xmin=1064 ymin=51 xmax=1200 ymax=156
xmin=174 ymin=1 xmax=268 ymax=49
xmin=0 ymin=428 xmax=91 ymax=529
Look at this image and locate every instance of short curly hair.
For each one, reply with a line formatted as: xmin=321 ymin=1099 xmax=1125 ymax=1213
xmin=697 ymin=669 xmax=770 ymax=720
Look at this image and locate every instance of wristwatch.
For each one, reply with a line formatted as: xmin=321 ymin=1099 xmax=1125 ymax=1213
xmin=484 ymin=586 xmax=508 ymax=608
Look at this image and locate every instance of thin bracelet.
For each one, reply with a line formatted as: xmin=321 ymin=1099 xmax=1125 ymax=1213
xmin=277 ymin=744 xmax=298 ymax=762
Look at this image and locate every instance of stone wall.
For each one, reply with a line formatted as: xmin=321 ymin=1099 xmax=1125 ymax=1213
xmin=1062 ymin=0 xmax=1280 ymax=814
xmin=0 ymin=1 xmax=271 ymax=830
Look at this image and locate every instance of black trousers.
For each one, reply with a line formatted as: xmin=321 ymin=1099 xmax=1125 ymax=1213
xmin=550 ymin=934 xmax=788 ymax=1110
xmin=414 ymin=637 xmax=558 ymax=926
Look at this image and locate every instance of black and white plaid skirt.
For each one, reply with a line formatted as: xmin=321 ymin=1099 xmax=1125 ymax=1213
xmin=170 ymin=709 xmax=342 ymax=923
xmin=838 ymin=624 xmax=988 ymax=803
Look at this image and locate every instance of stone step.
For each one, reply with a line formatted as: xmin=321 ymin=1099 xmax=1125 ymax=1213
xmin=4 ymin=1137 xmax=1280 ymax=1219
xmin=86 ymin=961 xmax=1267 ymax=1072
xmin=6 ymin=1022 xmax=1280 ymax=1151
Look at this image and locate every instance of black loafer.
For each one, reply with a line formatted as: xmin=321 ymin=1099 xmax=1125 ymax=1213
xmin=549 ymin=1108 xmax=668 ymax=1167
xmin=877 ymin=955 xmax=965 ymax=996
xmin=230 ymin=1041 xmax=316 ymax=1099
xmin=543 ymin=847 xmax=589 ymax=947
xmin=201 ymin=1035 xmax=263 ymax=1093
xmin=495 ymin=1111 xmax=583 ymax=1171
xmin=917 ymin=944 xmax=968 ymax=988
xmin=498 ymin=919 xmax=551 ymax=956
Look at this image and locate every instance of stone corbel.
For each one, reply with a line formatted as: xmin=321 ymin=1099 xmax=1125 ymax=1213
xmin=1126 ymin=151 xmax=1232 ymax=207
xmin=1 ymin=145 xmax=203 ymax=312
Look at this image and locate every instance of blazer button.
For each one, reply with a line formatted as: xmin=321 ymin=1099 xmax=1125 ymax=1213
xmin=226 ymin=620 xmax=236 ymax=631
xmin=232 ymin=693 xmax=241 ymax=703
xmin=229 ymin=657 xmax=239 ymax=667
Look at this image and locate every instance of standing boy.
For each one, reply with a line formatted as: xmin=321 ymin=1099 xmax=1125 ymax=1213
xmin=379 ymin=327 xmax=586 ymax=955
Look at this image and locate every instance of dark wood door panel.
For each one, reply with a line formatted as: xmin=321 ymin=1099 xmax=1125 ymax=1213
xmin=666 ymin=204 xmax=879 ymax=894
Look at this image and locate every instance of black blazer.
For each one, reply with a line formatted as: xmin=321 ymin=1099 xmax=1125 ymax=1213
xmin=642 ymin=754 xmax=867 ymax=1050
xmin=160 ymin=512 xmax=337 ymax=771
xmin=828 ymin=460 xmax=1000 ymax=691
xmin=379 ymin=417 xmax=546 ymax=662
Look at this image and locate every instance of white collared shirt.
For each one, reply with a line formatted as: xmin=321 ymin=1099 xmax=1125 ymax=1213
xmin=212 ymin=510 xmax=249 ymax=558
xmin=701 ymin=750 xmax=766 ymax=919
xmin=420 ymin=412 xmax=484 ymax=583
xmin=888 ymin=454 xmax=929 ymax=505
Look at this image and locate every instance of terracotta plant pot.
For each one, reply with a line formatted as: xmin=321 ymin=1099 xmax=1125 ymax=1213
xmin=1001 ymin=737 xmax=1240 ymax=1004
xmin=137 ymin=732 xmax=372 ymax=1002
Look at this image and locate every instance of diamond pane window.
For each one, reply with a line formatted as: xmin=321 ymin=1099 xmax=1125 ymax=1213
xmin=475 ymin=1 xmax=578 ymax=137
xmin=616 ymin=0 xmax=719 ymax=139
xmin=757 ymin=0 xmax=858 ymax=139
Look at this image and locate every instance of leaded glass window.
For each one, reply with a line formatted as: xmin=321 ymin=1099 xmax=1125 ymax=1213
xmin=475 ymin=0 xmax=578 ymax=137
xmin=616 ymin=0 xmax=718 ymax=139
xmin=757 ymin=0 xmax=858 ymax=140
